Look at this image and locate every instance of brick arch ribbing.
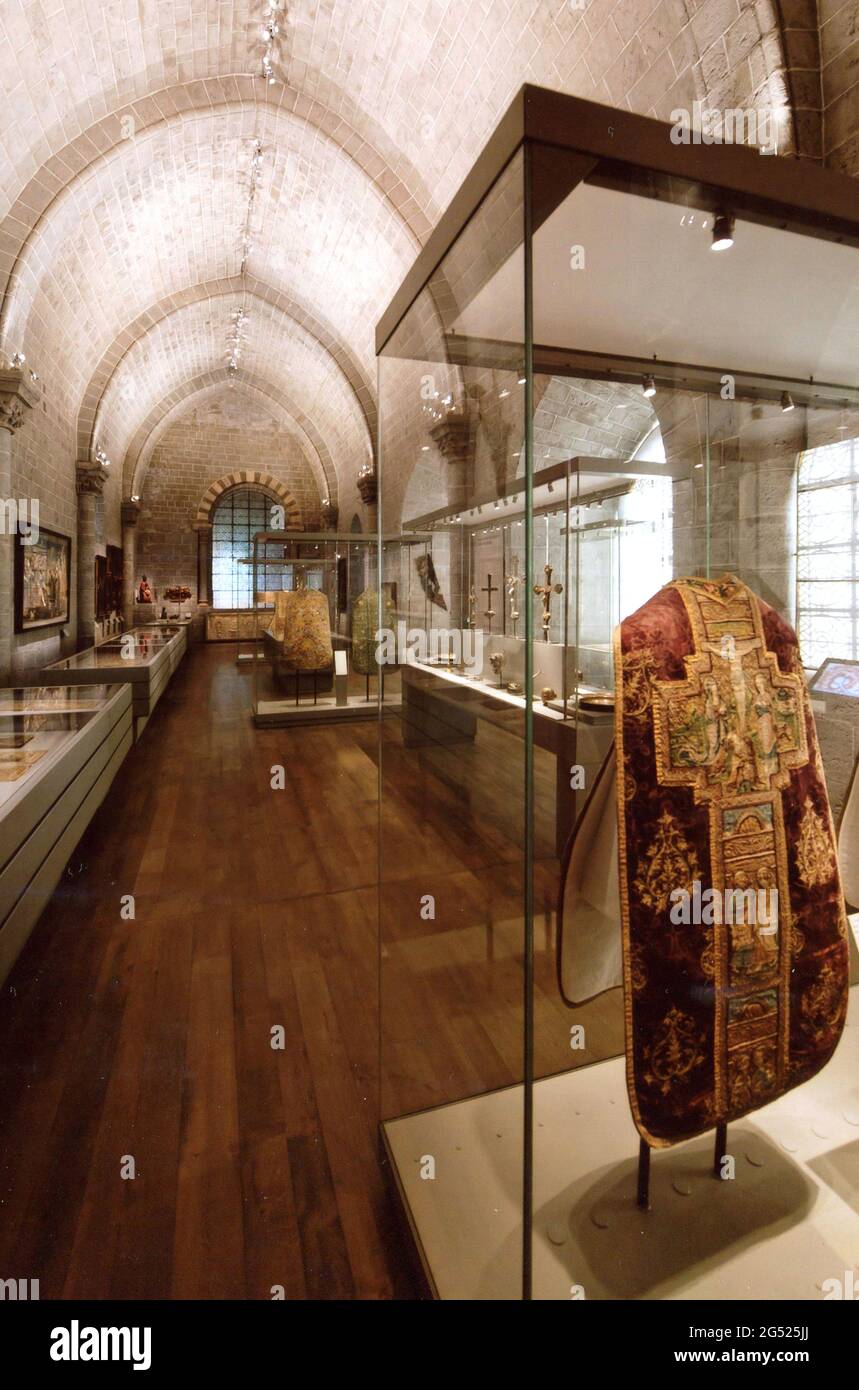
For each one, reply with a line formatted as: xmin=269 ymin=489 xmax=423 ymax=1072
xmin=0 ymin=78 xmax=432 ymax=328
xmin=126 ymin=369 xmax=337 ymax=505
xmin=80 ymin=279 xmax=376 ymax=467
xmin=196 ymin=473 xmax=302 ymax=531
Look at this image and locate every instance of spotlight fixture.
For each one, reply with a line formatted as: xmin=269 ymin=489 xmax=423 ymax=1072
xmin=518 ymin=375 xmax=526 ymax=385
xmin=780 ymin=391 xmax=795 ymax=413
xmin=642 ymin=374 xmax=656 ymax=398
xmin=10 ymin=351 xmax=25 ymax=367
xmin=711 ymin=210 xmax=735 ymax=251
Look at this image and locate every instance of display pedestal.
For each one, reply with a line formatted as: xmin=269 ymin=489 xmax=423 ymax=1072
xmin=383 ymin=984 xmax=859 ymax=1300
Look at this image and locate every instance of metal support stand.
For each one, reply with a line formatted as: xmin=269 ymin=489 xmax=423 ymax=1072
xmin=636 ymin=1139 xmax=651 ymax=1211
xmin=713 ymin=1121 xmax=728 ymax=1178
xmin=637 ymin=1121 xmax=729 ymax=1210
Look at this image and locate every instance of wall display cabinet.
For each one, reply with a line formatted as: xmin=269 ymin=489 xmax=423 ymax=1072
xmin=375 ymin=85 xmax=859 ymax=1299
xmin=248 ymin=531 xmax=430 ymax=727
xmin=40 ymin=625 xmax=187 ymax=738
xmin=0 ymin=683 xmax=133 ymax=985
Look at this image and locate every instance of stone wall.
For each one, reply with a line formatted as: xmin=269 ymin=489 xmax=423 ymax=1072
xmin=136 ymin=392 xmax=322 ymax=612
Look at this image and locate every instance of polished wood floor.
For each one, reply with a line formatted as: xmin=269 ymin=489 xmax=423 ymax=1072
xmin=0 ymin=643 xmax=416 ymax=1299
xmin=0 ymin=641 xmax=623 ymax=1299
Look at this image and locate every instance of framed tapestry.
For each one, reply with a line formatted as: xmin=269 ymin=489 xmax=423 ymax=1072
xmin=14 ymin=525 xmax=71 ymax=632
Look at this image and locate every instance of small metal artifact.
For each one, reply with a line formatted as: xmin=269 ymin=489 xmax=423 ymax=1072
xmin=533 ymin=563 xmax=563 ymax=641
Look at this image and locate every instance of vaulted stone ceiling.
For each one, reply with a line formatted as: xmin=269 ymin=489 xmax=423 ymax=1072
xmin=0 ymin=0 xmax=842 ymax=514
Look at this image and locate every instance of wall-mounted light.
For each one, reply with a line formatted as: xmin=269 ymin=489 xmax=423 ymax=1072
xmin=711 ymin=211 xmax=735 ymax=251
xmin=642 ymin=374 xmax=656 ymax=398
xmin=780 ymin=391 xmax=795 ymax=412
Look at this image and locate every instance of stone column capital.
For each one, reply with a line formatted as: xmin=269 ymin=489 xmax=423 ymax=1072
xmin=429 ymin=409 xmax=475 ymax=465
xmin=0 ymin=368 xmax=40 ymax=434
xmin=76 ymin=461 xmax=110 ymax=496
xmin=121 ymin=499 xmax=141 ymax=527
xmin=193 ymin=519 xmax=213 ymax=534
xmin=356 ymin=465 xmax=377 ymax=506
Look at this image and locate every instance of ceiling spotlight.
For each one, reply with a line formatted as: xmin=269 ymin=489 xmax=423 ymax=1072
xmin=711 ymin=211 xmax=735 ymax=251
xmin=642 ymin=374 xmax=656 ymax=398
xmin=10 ymin=351 xmax=25 ymax=367
xmin=781 ymin=391 xmax=795 ymax=412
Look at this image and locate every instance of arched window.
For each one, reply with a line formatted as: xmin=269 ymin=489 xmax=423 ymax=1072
xmin=211 ymin=485 xmax=281 ymax=609
xmin=798 ymin=436 xmax=859 ymax=670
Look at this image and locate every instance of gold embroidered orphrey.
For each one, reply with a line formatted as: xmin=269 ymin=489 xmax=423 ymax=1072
xmin=615 ymin=574 xmax=848 ymax=1147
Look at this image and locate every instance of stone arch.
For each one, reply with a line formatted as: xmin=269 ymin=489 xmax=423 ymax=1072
xmin=197 ymin=472 xmax=303 ymax=532
xmin=78 ymin=277 xmax=377 ymax=465
xmin=125 ymin=369 xmax=337 ymax=504
xmin=0 ymin=78 xmax=433 ymax=328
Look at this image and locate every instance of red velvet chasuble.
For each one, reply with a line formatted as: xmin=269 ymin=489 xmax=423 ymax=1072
xmin=614 ymin=575 xmax=849 ymax=1148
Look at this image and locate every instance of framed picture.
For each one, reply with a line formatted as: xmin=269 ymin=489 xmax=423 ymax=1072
xmin=808 ymin=657 xmax=859 ymax=700
xmin=14 ymin=525 xmax=71 ymax=632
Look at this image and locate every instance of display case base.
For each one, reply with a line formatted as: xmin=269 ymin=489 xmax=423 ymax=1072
xmin=383 ymin=984 xmax=859 ymax=1300
xmin=254 ymin=693 xmax=402 ymax=727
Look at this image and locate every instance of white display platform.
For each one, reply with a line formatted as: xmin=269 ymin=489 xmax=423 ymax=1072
xmin=384 ymin=987 xmax=859 ymax=1300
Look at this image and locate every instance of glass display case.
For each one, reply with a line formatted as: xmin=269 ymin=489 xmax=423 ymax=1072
xmin=249 ymin=531 xmax=430 ymax=726
xmin=0 ymin=683 xmax=133 ymax=984
xmin=40 ymin=625 xmax=187 ymax=731
xmin=376 ymin=86 xmax=859 ymax=1299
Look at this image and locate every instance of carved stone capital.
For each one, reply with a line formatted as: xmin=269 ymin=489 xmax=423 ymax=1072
xmin=121 ymin=500 xmax=141 ymax=527
xmin=76 ymin=461 xmax=110 ymax=496
xmin=429 ymin=409 xmax=475 ymax=466
xmin=0 ymin=368 xmax=40 ymax=434
xmin=320 ymin=497 xmax=339 ymax=530
xmin=356 ymin=467 xmax=377 ymax=506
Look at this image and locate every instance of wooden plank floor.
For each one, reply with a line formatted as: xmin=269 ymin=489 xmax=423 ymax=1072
xmin=0 ymin=640 xmax=623 ymax=1299
xmin=0 ymin=643 xmax=416 ymax=1300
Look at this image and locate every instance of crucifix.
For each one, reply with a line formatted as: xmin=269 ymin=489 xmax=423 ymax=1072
xmin=482 ymin=573 xmax=497 ymax=633
xmin=466 ymin=585 xmax=477 ymax=629
xmin=506 ymin=556 xmax=523 ymax=637
xmin=534 ymin=563 xmax=563 ymax=642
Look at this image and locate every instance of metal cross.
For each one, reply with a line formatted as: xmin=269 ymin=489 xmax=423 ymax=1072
xmin=506 ymin=555 xmax=523 ymax=636
xmin=533 ymin=563 xmax=563 ymax=642
xmin=481 ymin=573 xmax=497 ymax=633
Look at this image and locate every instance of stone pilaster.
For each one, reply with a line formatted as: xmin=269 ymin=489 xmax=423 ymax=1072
xmin=194 ymin=521 xmax=212 ymax=607
xmin=0 ymin=369 xmax=40 ymax=684
xmin=121 ymin=499 xmax=141 ymax=629
xmin=76 ymin=461 xmax=109 ymax=649
xmin=320 ymin=497 xmax=339 ymax=531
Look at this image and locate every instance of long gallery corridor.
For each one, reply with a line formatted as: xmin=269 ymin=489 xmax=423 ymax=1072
xmin=0 ymin=644 xmax=414 ymax=1300
xmin=1 ymin=0 xmax=858 ymax=1322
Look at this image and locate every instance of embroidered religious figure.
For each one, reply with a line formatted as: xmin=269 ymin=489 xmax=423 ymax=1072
xmin=615 ymin=573 xmax=849 ymax=1148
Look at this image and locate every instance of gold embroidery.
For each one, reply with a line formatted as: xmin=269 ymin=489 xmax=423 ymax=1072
xmin=633 ymin=810 xmax=701 ymax=913
xmin=799 ymin=960 xmax=844 ymax=1038
xmin=622 ymin=647 xmax=655 ymax=718
xmin=644 ymin=1007 xmax=706 ymax=1094
xmin=629 ymin=943 xmax=647 ymax=992
xmin=795 ymin=797 xmax=837 ymax=888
